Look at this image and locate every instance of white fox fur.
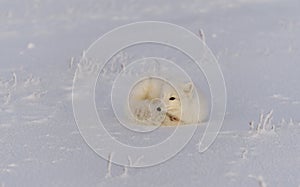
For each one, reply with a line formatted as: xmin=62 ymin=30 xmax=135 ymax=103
xmin=128 ymin=77 xmax=208 ymax=126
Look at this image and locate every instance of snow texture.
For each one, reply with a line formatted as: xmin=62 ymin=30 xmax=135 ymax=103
xmin=0 ymin=0 xmax=299 ymax=186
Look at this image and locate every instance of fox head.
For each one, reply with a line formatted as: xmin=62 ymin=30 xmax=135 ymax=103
xmin=160 ymin=82 xmax=198 ymax=125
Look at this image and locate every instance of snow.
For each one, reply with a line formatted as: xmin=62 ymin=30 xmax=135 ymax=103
xmin=27 ymin=43 xmax=35 ymax=50
xmin=1 ymin=0 xmax=300 ymax=186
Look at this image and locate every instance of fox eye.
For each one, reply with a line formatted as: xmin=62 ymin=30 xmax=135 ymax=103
xmin=169 ymin=97 xmax=176 ymax=101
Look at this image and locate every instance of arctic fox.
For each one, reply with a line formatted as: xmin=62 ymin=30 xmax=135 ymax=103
xmin=128 ymin=77 xmax=208 ymax=126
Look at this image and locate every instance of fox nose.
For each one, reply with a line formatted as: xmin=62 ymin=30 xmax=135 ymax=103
xmin=148 ymin=98 xmax=167 ymax=125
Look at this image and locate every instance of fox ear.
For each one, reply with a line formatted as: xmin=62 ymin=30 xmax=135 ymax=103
xmin=183 ymin=82 xmax=193 ymax=94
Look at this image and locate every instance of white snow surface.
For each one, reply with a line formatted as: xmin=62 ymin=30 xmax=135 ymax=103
xmin=0 ymin=0 xmax=300 ymax=186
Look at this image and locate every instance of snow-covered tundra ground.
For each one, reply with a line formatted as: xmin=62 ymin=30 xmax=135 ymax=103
xmin=0 ymin=0 xmax=300 ymax=186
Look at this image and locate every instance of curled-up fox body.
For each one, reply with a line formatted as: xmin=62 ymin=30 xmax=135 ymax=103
xmin=128 ymin=77 xmax=208 ymax=126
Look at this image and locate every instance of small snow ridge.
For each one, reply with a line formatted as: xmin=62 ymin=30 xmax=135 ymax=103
xmin=27 ymin=43 xmax=35 ymax=49
xmin=0 ymin=163 xmax=18 ymax=174
xmin=269 ymin=93 xmax=300 ymax=105
xmin=22 ymin=90 xmax=47 ymax=101
xmin=7 ymin=163 xmax=17 ymax=168
xmin=225 ymin=171 xmax=238 ymax=177
xmin=0 ymin=123 xmax=11 ymax=128
xmin=211 ymin=33 xmax=217 ymax=38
